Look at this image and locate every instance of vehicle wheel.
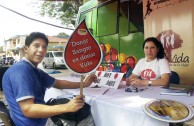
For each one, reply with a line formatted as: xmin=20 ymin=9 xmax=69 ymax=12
xmin=43 ymin=62 xmax=47 ymax=68
xmin=53 ymin=62 xmax=57 ymax=69
xmin=10 ymin=61 xmax=13 ymax=65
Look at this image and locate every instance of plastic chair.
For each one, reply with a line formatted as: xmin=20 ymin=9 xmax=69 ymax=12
xmin=126 ymin=69 xmax=133 ymax=78
xmin=0 ymin=101 xmax=15 ymax=126
xmin=0 ymin=67 xmax=9 ymax=91
xmin=169 ymin=71 xmax=180 ymax=84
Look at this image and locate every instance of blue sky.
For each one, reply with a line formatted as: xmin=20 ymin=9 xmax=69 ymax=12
xmin=0 ymin=0 xmax=73 ymax=46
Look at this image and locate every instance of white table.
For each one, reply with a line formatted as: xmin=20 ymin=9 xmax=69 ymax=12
xmin=45 ymin=76 xmax=194 ymax=126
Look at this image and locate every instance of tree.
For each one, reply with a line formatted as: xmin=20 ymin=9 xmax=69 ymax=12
xmin=0 ymin=46 xmax=3 ymax=53
xmin=56 ymin=32 xmax=69 ymax=38
xmin=37 ymin=0 xmax=83 ymax=27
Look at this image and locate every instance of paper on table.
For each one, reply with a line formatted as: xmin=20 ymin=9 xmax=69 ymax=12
xmin=160 ymin=84 xmax=194 ymax=96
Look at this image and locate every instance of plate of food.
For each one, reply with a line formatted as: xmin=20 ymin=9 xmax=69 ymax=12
xmin=142 ymin=99 xmax=194 ymax=123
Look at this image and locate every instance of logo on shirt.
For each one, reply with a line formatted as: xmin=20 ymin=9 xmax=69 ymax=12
xmin=141 ymin=69 xmax=156 ymax=80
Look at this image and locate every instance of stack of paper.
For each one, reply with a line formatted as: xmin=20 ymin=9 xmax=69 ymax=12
xmin=160 ymin=84 xmax=194 ymax=96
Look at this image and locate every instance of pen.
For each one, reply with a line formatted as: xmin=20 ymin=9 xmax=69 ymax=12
xmin=102 ymin=89 xmax=109 ymax=95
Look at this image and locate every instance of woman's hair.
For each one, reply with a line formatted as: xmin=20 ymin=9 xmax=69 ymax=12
xmin=143 ymin=37 xmax=165 ymax=59
xmin=25 ymin=32 xmax=48 ymax=46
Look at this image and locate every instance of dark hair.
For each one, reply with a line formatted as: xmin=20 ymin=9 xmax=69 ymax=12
xmin=25 ymin=32 xmax=48 ymax=46
xmin=143 ymin=37 xmax=165 ymax=59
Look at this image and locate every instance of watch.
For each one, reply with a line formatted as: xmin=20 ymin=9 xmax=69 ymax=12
xmin=148 ymin=80 xmax=152 ymax=86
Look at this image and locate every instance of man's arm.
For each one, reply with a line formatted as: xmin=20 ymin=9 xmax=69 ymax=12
xmin=18 ymin=95 xmax=84 ymax=118
xmin=53 ymin=74 xmax=97 ymax=89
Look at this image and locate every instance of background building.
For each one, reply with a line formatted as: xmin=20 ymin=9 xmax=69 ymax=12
xmin=4 ymin=35 xmax=68 ymax=61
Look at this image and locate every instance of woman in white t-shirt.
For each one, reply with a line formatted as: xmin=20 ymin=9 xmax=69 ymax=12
xmin=126 ymin=37 xmax=171 ymax=87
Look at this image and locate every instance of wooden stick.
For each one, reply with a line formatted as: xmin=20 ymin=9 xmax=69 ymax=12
xmin=80 ymin=75 xmax=84 ymax=95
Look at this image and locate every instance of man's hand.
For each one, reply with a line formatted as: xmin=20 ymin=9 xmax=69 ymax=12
xmin=83 ymin=74 xmax=97 ymax=87
xmin=66 ymin=95 xmax=85 ymax=112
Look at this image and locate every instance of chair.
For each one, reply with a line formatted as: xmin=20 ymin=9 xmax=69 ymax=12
xmin=169 ymin=71 xmax=180 ymax=84
xmin=0 ymin=66 xmax=9 ymax=91
xmin=126 ymin=69 xmax=133 ymax=78
xmin=0 ymin=101 xmax=15 ymax=126
xmin=126 ymin=70 xmax=180 ymax=84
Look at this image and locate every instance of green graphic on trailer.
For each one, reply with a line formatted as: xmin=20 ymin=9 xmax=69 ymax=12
xmin=76 ymin=0 xmax=144 ymax=77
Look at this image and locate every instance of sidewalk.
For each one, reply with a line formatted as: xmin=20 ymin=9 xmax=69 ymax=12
xmin=48 ymin=69 xmax=72 ymax=78
xmin=38 ymin=62 xmax=72 ymax=78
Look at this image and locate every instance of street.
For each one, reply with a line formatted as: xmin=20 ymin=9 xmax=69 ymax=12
xmin=38 ymin=62 xmax=72 ymax=78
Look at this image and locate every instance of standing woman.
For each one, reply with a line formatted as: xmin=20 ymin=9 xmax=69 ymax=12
xmin=126 ymin=37 xmax=171 ymax=87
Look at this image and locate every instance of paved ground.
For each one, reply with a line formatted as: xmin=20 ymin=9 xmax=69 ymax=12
xmin=38 ymin=63 xmax=73 ymax=78
xmin=48 ymin=69 xmax=72 ymax=78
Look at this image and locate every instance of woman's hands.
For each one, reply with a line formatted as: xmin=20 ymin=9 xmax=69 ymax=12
xmin=126 ymin=75 xmax=148 ymax=87
xmin=126 ymin=78 xmax=148 ymax=87
xmin=126 ymin=73 xmax=170 ymax=87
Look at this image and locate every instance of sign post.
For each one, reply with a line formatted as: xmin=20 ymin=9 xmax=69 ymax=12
xmin=63 ymin=19 xmax=102 ymax=95
xmin=80 ymin=75 xmax=84 ymax=95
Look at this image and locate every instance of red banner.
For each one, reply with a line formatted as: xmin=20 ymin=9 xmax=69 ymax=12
xmin=64 ymin=19 xmax=102 ymax=75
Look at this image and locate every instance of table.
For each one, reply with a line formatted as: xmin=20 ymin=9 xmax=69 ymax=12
xmin=44 ymin=76 xmax=194 ymax=126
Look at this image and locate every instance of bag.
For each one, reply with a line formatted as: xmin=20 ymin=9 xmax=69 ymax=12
xmin=46 ymin=98 xmax=91 ymax=125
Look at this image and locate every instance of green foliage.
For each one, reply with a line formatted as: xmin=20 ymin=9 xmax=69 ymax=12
xmin=0 ymin=46 xmax=3 ymax=53
xmin=56 ymin=32 xmax=69 ymax=38
xmin=38 ymin=0 xmax=82 ymax=26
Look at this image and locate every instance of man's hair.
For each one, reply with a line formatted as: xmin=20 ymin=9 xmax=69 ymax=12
xmin=25 ymin=32 xmax=48 ymax=46
xmin=143 ymin=37 xmax=165 ymax=59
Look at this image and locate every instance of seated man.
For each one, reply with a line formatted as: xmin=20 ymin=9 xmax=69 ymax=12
xmin=3 ymin=32 xmax=96 ymax=126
